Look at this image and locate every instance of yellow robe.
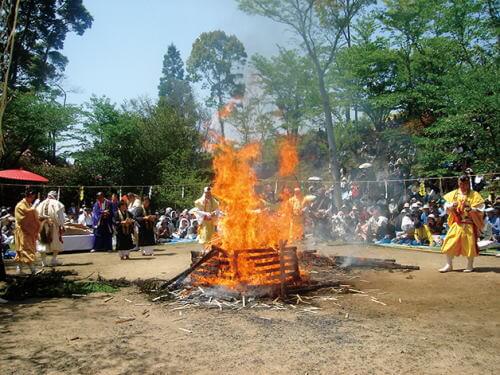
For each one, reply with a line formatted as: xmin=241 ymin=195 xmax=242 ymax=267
xmin=441 ymin=189 xmax=484 ymax=257
xmin=194 ymin=196 xmax=219 ymax=246
xmin=288 ymin=196 xmax=305 ymax=242
xmin=14 ymin=199 xmax=41 ymax=264
xmin=415 ymin=224 xmax=435 ymax=246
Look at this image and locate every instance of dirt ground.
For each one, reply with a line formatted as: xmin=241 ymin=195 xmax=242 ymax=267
xmin=1 ymin=243 xmax=499 ymax=375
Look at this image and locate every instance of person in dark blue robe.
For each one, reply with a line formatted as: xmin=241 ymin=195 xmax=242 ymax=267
xmin=114 ymin=200 xmax=135 ymax=259
xmin=92 ymin=192 xmax=113 ymax=252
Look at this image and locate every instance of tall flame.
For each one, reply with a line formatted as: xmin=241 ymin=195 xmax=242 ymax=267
xmin=201 ymin=137 xmax=303 ymax=287
xmin=212 ymin=140 xmax=291 ymax=251
xmin=278 ymin=137 xmax=299 ymax=177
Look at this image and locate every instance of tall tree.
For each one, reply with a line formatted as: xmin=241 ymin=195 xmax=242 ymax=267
xmin=252 ymin=49 xmax=319 ymax=136
xmin=238 ymin=0 xmax=371 ymax=205
xmin=1 ymin=0 xmax=93 ymax=90
xmin=158 ymin=43 xmax=196 ymax=117
xmin=0 ymin=0 xmax=22 ymax=156
xmin=187 ymin=30 xmax=247 ymax=137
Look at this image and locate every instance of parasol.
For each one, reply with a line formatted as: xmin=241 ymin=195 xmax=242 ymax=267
xmin=0 ymin=169 xmax=49 ymax=183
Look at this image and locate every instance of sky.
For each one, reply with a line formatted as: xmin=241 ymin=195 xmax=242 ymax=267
xmin=61 ymin=0 xmax=292 ymax=107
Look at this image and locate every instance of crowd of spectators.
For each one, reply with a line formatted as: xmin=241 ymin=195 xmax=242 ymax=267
xmin=2 ymin=177 xmax=499 ymax=257
xmin=302 ymin=178 xmax=500 ymax=249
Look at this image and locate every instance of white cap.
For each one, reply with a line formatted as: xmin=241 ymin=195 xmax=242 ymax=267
xmin=404 ymin=203 xmax=410 ymax=208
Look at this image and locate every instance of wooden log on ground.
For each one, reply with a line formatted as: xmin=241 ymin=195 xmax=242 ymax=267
xmin=160 ymin=247 xmax=219 ymax=290
xmin=334 ymin=256 xmax=396 ymax=264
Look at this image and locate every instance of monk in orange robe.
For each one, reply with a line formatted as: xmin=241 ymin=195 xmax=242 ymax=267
xmin=14 ymin=191 xmax=41 ymax=274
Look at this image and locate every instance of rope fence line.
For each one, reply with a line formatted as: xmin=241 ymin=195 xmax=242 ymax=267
xmin=0 ymin=172 xmax=498 ymax=190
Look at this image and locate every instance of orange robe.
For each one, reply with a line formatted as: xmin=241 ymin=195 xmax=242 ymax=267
xmin=441 ymin=189 xmax=484 ymax=257
xmin=14 ymin=199 xmax=41 ymax=264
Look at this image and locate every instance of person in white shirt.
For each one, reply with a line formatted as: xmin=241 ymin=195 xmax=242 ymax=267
xmin=78 ymin=207 xmax=93 ymax=228
xmin=36 ymin=191 xmax=65 ymax=266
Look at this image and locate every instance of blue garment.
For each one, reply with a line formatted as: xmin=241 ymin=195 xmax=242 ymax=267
xmin=488 ymin=215 xmax=500 ymax=236
xmin=92 ymin=199 xmax=113 ymax=251
xmin=420 ymin=212 xmax=428 ymax=225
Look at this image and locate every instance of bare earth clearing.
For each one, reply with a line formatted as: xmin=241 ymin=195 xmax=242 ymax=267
xmin=1 ymin=243 xmax=499 ymax=375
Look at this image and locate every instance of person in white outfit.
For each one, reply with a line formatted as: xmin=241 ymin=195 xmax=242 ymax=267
xmin=36 ymin=191 xmax=65 ymax=266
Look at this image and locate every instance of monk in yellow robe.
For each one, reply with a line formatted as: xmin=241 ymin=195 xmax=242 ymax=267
xmin=414 ymin=224 xmax=435 ymax=246
xmin=14 ymin=191 xmax=41 ymax=274
xmin=194 ymin=187 xmax=219 ymax=249
xmin=439 ymin=175 xmax=484 ymax=273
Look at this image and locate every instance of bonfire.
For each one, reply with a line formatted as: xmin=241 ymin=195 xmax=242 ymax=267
xmin=190 ymin=137 xmax=307 ymax=295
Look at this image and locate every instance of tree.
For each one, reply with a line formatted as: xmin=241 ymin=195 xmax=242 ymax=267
xmin=252 ymin=49 xmax=319 ymax=136
xmin=0 ymin=0 xmax=22 ymax=156
xmin=73 ymin=96 xmax=210 ymax=207
xmin=158 ymin=43 xmax=185 ymax=86
xmin=0 ymin=91 xmax=78 ymax=169
xmin=238 ymin=0 xmax=371 ymax=206
xmin=1 ymin=0 xmax=93 ymax=90
xmin=157 ymin=43 xmax=197 ymax=118
xmin=228 ymin=89 xmax=276 ymax=144
xmin=187 ymin=30 xmax=247 ymax=137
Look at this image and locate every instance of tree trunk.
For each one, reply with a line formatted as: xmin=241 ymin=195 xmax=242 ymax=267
xmin=317 ymin=68 xmax=341 ymax=207
xmin=217 ymin=94 xmax=225 ymax=137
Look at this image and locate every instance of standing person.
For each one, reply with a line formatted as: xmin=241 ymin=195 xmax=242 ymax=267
xmin=288 ymin=187 xmax=307 ymax=242
xmin=127 ymin=193 xmax=141 ymax=250
xmin=14 ymin=190 xmax=41 ymax=274
xmin=439 ymin=175 xmax=485 ymax=273
xmin=110 ymin=192 xmax=119 ymax=216
xmin=37 ymin=191 xmax=66 ymax=267
xmin=114 ymin=200 xmax=135 ymax=260
xmin=134 ymin=197 xmax=156 ymax=256
xmin=193 ymin=187 xmax=219 ymax=250
xmin=92 ymin=192 xmax=113 ymax=252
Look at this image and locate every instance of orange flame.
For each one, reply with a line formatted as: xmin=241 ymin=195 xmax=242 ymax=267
xmin=278 ymin=137 xmax=299 ymax=177
xmin=196 ymin=137 xmax=304 ymax=287
xmin=218 ymin=97 xmax=242 ymax=120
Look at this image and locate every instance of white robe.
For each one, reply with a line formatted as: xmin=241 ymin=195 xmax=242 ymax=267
xmin=37 ymin=198 xmax=65 ymax=253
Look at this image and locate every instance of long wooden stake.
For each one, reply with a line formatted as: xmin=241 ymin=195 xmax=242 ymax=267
xmin=159 ymin=246 xmax=219 ymax=290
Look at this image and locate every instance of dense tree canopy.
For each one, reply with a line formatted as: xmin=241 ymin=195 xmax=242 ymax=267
xmin=187 ymin=30 xmax=247 ymax=137
xmin=0 ymin=0 xmax=498 ymax=209
xmin=1 ymin=0 xmax=93 ymax=90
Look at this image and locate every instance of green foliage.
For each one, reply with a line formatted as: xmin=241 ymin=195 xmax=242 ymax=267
xmin=158 ymin=44 xmax=197 ymax=118
xmin=252 ymin=50 xmax=320 ymax=135
xmin=1 ymin=270 xmax=118 ymax=301
xmin=2 ymin=0 xmax=93 ymax=89
xmin=187 ymin=30 xmax=247 ymax=136
xmin=71 ymin=96 xmax=210 ymax=208
xmin=0 ymin=91 xmax=78 ymax=168
xmin=227 ymin=91 xmax=276 ymax=144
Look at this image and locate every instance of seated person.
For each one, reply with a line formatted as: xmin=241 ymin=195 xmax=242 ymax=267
xmin=78 ymin=207 xmax=94 ymax=228
xmin=173 ymin=218 xmax=190 ymax=239
xmin=187 ymin=219 xmax=198 ymax=240
xmin=156 ymin=214 xmax=172 ymax=241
